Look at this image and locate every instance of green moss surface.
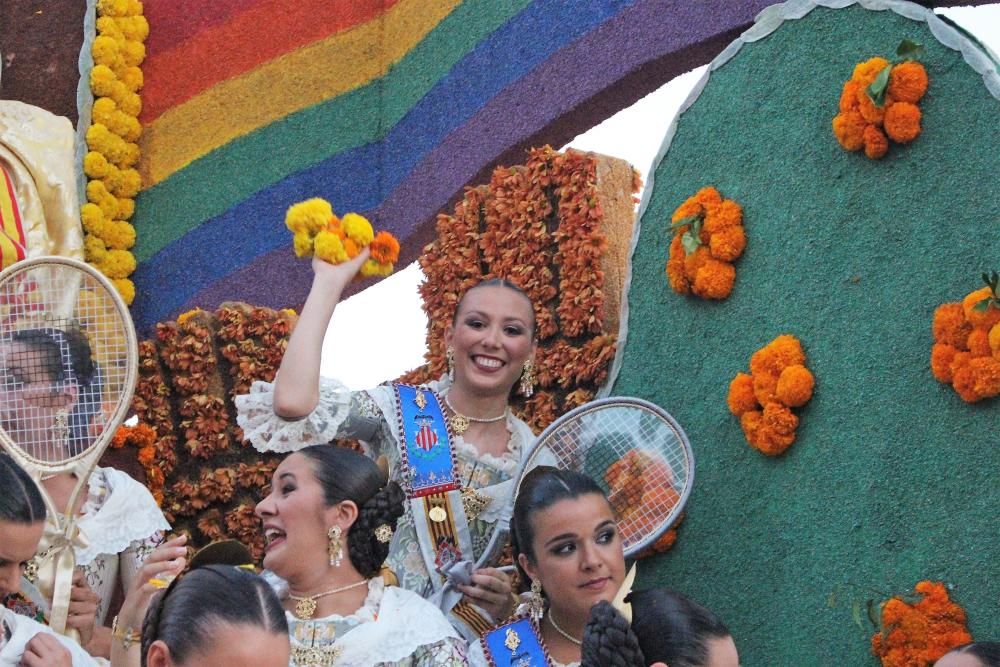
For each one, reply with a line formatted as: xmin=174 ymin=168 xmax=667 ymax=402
xmin=613 ymin=6 xmax=999 ymax=665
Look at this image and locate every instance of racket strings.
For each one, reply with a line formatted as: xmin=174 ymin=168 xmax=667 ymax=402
xmin=527 ymin=403 xmax=692 ymax=553
xmin=0 ymin=265 xmax=129 ymax=464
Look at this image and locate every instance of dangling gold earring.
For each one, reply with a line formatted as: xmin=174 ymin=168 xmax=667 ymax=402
xmin=53 ymin=410 xmax=70 ymax=448
xmin=519 ymin=359 xmax=535 ymax=397
xmin=528 ymin=578 xmax=545 ymax=622
xmin=328 ymin=526 xmax=343 ymax=567
xmin=446 ymin=346 xmax=455 ymax=381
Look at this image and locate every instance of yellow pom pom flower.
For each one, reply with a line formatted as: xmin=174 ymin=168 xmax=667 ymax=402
xmin=292 ymin=233 xmax=314 ymax=258
xmin=314 ymin=230 xmax=349 ymax=264
xmin=91 ymin=97 xmax=117 ymax=126
xmin=97 ymin=16 xmax=124 ymax=38
xmin=83 ymin=151 xmax=111 ymax=179
xmin=90 ymin=65 xmax=118 ymax=97
xmin=341 ymin=212 xmax=374 ymax=247
xmin=104 ymin=221 xmax=137 ymax=250
xmin=92 ymin=35 xmax=122 ymax=68
xmin=111 ymin=278 xmax=135 ymax=305
xmin=117 ymin=197 xmax=135 ymax=220
xmin=84 ymin=235 xmax=108 ymax=263
xmin=120 ymin=41 xmax=146 ymax=68
xmin=119 ymin=91 xmax=142 ymax=116
xmin=120 ymin=67 xmax=144 ymax=93
xmin=286 ymin=198 xmax=334 ymax=235
xmin=101 ymin=249 xmax=137 ymax=279
xmin=81 ymin=203 xmax=106 ymax=233
xmin=360 ymin=259 xmax=393 ymax=278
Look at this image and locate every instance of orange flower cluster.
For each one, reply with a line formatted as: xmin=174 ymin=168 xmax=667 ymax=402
xmin=666 ymin=186 xmax=745 ymax=300
xmin=833 ymin=56 xmax=928 ymax=159
xmin=728 ymin=335 xmax=815 ymax=456
xmin=605 ymin=450 xmax=683 ymax=558
xmin=412 ymin=146 xmax=633 ymax=431
xmin=216 ymin=303 xmax=296 ymax=398
xmin=871 ymin=581 xmax=972 ymax=667
xmin=130 ymin=303 xmax=300 ymax=559
xmin=930 ymin=282 xmax=1000 ymax=402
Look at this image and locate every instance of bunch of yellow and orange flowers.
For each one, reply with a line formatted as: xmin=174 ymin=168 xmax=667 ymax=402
xmin=285 ymin=198 xmax=400 ymax=278
xmin=870 ymin=581 xmax=972 ymax=667
xmin=930 ymin=272 xmax=1000 ymax=402
xmin=833 ymin=40 xmax=928 ymax=159
xmin=665 ymin=186 xmax=746 ymax=300
xmin=727 ymin=334 xmax=815 ymax=456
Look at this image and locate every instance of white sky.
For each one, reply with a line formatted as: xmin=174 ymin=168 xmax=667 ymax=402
xmin=322 ymin=5 xmax=1000 ymax=390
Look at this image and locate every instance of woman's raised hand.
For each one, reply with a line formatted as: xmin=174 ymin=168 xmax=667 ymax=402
xmin=116 ymin=535 xmax=188 ymax=635
xmin=310 ymin=247 xmax=370 ymax=293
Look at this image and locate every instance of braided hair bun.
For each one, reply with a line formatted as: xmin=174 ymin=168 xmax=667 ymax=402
xmin=581 ymin=600 xmax=645 ymax=667
xmin=348 ymin=480 xmax=405 ymax=577
xmin=299 ymin=445 xmax=407 ymax=577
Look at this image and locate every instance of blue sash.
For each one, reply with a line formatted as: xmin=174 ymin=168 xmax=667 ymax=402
xmin=394 ymin=383 xmax=460 ymax=497
xmin=482 ymin=617 xmax=551 ymax=667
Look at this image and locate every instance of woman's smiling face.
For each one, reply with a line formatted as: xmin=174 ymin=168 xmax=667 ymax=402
xmin=446 ymin=284 xmax=535 ymax=397
xmin=518 ymin=493 xmax=626 ymax=624
xmin=254 ymin=453 xmax=332 ymax=579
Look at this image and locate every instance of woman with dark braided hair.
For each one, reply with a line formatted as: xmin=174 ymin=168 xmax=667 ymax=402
xmin=0 ymin=454 xmax=97 ymax=666
xmin=105 ymin=536 xmax=289 ymax=667
xmin=0 ymin=326 xmax=168 ymax=658
xmin=579 ymin=591 xmax=738 ymax=667
xmin=255 ymin=444 xmax=467 ymax=665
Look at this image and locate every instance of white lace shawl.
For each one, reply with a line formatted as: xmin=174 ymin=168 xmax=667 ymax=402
xmin=74 ymin=467 xmax=170 ymax=622
xmin=285 ymin=578 xmax=463 ymax=667
xmin=0 ymin=607 xmax=99 ymax=666
xmin=76 ymin=467 xmax=169 ymax=566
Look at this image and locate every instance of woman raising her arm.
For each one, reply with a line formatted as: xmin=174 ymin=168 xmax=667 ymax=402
xmin=237 ymin=251 xmax=539 ymax=639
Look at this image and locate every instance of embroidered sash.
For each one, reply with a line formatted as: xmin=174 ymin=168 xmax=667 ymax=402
xmin=393 ymin=383 xmax=494 ymax=638
xmin=482 ymin=617 xmax=552 ymax=667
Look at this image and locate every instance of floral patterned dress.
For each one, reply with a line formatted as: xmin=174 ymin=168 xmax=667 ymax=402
xmin=237 ymin=376 xmax=535 ymax=639
xmin=284 ymin=577 xmax=467 ymax=667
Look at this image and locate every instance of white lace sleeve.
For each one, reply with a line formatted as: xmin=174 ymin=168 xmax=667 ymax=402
xmin=235 ymin=377 xmax=358 ymax=453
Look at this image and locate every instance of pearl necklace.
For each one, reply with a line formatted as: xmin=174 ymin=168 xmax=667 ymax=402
xmin=547 ymin=610 xmax=582 ymax=646
xmin=288 ymin=579 xmax=368 ymax=619
xmin=442 ymin=394 xmax=508 ymax=436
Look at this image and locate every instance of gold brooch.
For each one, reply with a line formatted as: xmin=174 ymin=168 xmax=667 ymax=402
xmin=461 ymin=486 xmax=492 ymax=522
xmin=428 ymin=506 xmax=448 ymax=523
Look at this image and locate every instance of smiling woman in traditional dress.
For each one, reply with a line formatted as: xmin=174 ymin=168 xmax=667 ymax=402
xmin=254 ymin=444 xmax=466 ymax=665
xmin=237 ymin=251 xmax=539 ymax=639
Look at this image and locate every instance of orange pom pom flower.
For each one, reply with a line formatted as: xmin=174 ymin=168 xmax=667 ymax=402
xmin=732 ymin=335 xmax=814 ymax=456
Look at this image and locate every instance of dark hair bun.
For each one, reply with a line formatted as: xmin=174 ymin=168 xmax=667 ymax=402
xmin=348 ymin=480 xmax=406 ymax=577
xmin=581 ymin=600 xmax=645 ymax=667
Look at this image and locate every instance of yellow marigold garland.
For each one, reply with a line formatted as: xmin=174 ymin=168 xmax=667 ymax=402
xmin=870 ymin=581 xmax=972 ymax=667
xmin=666 ymin=186 xmax=745 ymax=300
xmin=82 ymin=0 xmax=149 ymax=304
xmin=285 ymin=199 xmax=400 ymax=277
xmin=930 ymin=271 xmax=1000 ymax=403
xmin=727 ymin=334 xmax=815 ymax=456
xmin=833 ymin=40 xmax=928 ymax=160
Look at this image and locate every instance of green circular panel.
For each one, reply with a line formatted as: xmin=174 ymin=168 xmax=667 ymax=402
xmin=613 ymin=5 xmax=999 ymax=665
